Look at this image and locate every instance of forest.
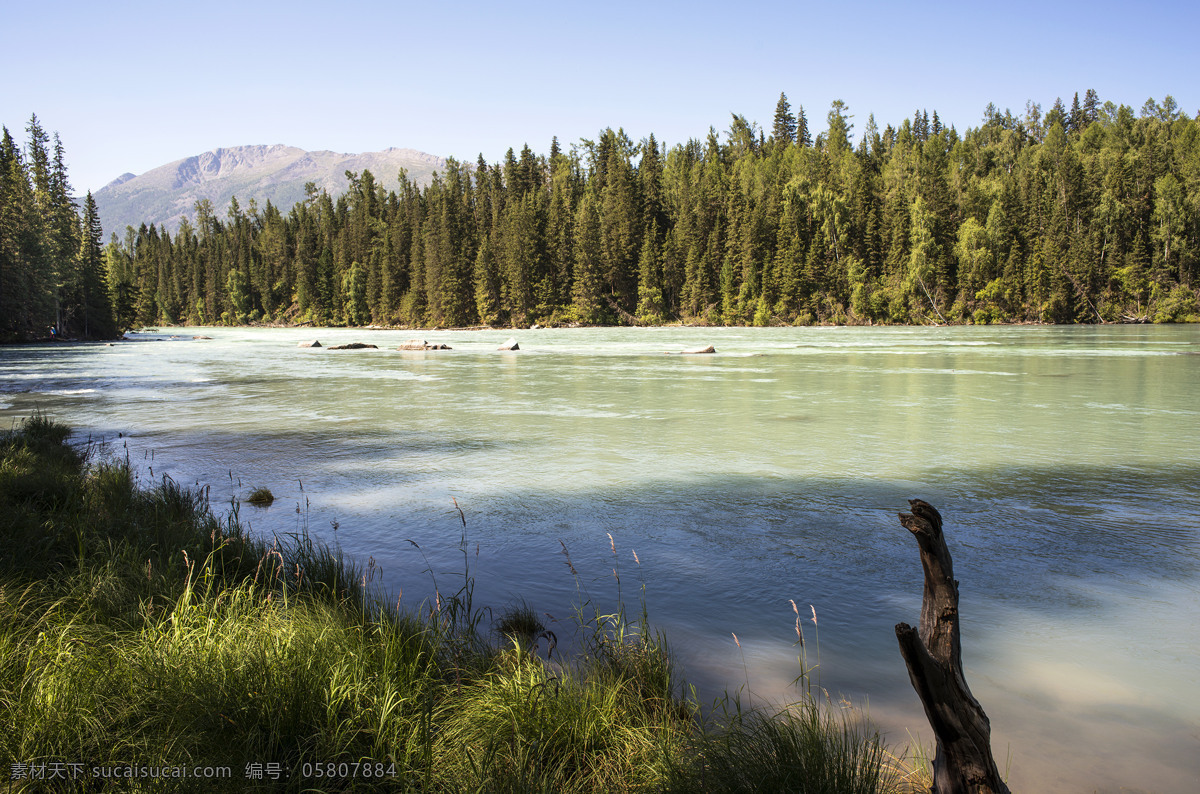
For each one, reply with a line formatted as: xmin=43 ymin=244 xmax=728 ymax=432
xmin=4 ymin=92 xmax=1200 ymax=340
xmin=0 ymin=117 xmax=115 ymax=341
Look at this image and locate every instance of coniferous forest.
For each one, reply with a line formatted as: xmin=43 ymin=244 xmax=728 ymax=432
xmin=1 ymin=117 xmax=116 ymax=341
xmin=4 ymin=93 xmax=1200 ymax=340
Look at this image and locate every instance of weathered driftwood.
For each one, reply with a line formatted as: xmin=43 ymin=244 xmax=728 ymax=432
xmin=895 ymin=500 xmax=1010 ymax=794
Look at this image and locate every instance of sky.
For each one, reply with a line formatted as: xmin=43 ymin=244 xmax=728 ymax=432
xmin=2 ymin=0 xmax=1197 ymax=195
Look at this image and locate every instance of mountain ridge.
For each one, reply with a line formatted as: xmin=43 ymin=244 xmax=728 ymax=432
xmin=95 ymin=144 xmax=444 ymax=238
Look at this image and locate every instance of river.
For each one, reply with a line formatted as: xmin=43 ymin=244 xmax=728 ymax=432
xmin=2 ymin=324 xmax=1198 ymax=792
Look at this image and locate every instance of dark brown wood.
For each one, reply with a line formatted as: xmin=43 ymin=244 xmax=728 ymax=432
xmin=895 ymin=499 xmax=1010 ymax=794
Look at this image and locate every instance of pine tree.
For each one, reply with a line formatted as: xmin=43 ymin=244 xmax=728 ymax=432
xmin=572 ymin=190 xmax=606 ymax=323
xmin=772 ymin=92 xmax=797 ymax=145
xmin=76 ymin=192 xmax=117 ymax=337
xmin=24 ymin=116 xmax=64 ymax=330
xmin=1082 ymin=89 xmax=1100 ymax=127
xmin=825 ymin=101 xmax=854 ymax=155
xmin=796 ymin=105 xmax=812 ymax=147
xmin=599 ymin=128 xmax=640 ymax=312
xmin=473 ymin=234 xmax=502 ymax=324
xmin=918 ymin=110 xmax=931 ymax=141
xmin=0 ymin=127 xmax=54 ymax=339
xmin=498 ymin=193 xmax=536 ymax=323
xmin=635 ymin=221 xmax=665 ymax=323
xmin=1068 ymin=92 xmax=1083 ymax=134
xmin=1045 ymin=97 xmax=1068 ymax=131
xmin=546 ymin=149 xmax=577 ymax=309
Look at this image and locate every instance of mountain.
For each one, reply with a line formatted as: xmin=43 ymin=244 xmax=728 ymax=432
xmin=94 ymin=144 xmax=444 ymax=238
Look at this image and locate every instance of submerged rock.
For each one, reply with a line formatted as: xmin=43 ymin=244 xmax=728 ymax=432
xmin=298 ymin=339 xmax=322 ymax=348
xmin=681 ymin=345 xmax=716 ymax=354
xmin=498 ymin=337 xmax=520 ymax=351
xmin=397 ymin=339 xmax=453 ymax=350
xmin=328 ymin=342 xmax=378 ymax=350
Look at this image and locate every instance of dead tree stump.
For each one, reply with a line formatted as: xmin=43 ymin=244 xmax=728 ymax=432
xmin=895 ymin=499 xmax=1010 ymax=794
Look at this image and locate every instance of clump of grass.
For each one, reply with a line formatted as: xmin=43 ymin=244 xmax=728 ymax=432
xmin=671 ymin=699 xmax=897 ymax=794
xmin=887 ymin=733 xmax=935 ymax=793
xmin=495 ymin=599 xmax=544 ymax=642
xmin=433 ymin=648 xmax=678 ymax=791
xmin=245 ymin=485 xmax=275 ymax=506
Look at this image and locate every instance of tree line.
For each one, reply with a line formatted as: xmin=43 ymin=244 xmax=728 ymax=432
xmin=1 ymin=116 xmax=115 ymax=341
xmin=5 ymin=93 xmax=1200 ymax=340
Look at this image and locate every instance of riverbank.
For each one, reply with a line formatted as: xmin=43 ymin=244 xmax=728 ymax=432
xmin=0 ymin=416 xmax=916 ymax=792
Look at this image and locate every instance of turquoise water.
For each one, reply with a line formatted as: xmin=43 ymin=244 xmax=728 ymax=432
xmin=3 ymin=325 xmax=1198 ymax=791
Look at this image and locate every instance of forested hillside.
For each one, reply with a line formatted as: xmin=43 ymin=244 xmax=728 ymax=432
xmin=7 ymin=93 xmax=1200 ymax=339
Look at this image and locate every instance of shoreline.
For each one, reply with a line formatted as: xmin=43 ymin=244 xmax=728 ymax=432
xmin=0 ymin=315 xmax=1177 ymax=347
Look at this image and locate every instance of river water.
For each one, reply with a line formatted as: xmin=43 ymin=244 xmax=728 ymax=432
xmin=2 ymin=325 xmax=1198 ymax=792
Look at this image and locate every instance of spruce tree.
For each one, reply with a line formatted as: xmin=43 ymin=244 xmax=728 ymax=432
xmin=0 ymin=128 xmax=37 ymax=338
xmin=572 ymin=190 xmax=605 ymax=323
xmin=635 ymin=221 xmax=665 ymax=323
xmin=825 ymin=101 xmax=854 ymax=155
xmin=1045 ymin=97 xmax=1068 ymax=131
xmin=1082 ymin=89 xmax=1100 ymax=127
xmin=796 ymin=105 xmax=812 ymax=147
xmin=1069 ymin=92 xmax=1083 ymax=133
xmin=772 ymin=92 xmax=797 ymax=144
xmin=76 ymin=192 xmax=117 ymax=337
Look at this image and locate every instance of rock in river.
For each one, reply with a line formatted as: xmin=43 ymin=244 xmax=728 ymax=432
xmin=397 ymin=339 xmax=452 ymax=350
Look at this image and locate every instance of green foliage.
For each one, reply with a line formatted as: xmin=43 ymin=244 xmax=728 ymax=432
xmin=342 ymin=261 xmax=370 ymax=326
xmin=1151 ymin=283 xmax=1200 ymax=322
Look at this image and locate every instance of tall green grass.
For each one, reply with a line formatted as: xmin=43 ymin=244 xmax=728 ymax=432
xmin=0 ymin=416 xmax=911 ymax=792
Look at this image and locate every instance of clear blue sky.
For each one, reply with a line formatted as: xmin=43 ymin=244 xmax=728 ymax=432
xmin=3 ymin=0 xmax=1197 ymax=195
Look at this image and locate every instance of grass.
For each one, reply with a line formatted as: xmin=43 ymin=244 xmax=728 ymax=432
xmin=495 ymin=599 xmax=545 ymax=643
xmin=245 ymin=486 xmax=275 ymax=506
xmin=0 ymin=415 xmax=914 ymax=792
xmin=673 ymin=701 xmax=894 ymax=794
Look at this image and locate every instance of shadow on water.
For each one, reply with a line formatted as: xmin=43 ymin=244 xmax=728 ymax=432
xmin=105 ymin=425 xmax=1200 ymax=610
xmin=98 ymin=425 xmax=526 ymax=460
